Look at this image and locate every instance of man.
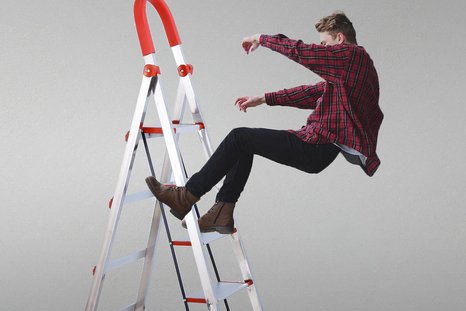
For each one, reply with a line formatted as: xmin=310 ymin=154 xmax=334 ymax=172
xmin=146 ymin=11 xmax=383 ymax=234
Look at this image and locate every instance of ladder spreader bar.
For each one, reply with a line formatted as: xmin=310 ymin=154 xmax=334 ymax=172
xmin=125 ymin=123 xmax=205 ymax=141
xmin=185 ymin=298 xmax=207 ymax=304
xmin=172 ymin=241 xmax=192 ymax=246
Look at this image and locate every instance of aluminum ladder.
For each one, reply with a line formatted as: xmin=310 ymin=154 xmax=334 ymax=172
xmin=85 ymin=1 xmax=263 ymax=310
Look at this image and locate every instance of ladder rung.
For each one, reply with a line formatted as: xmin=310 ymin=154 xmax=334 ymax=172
xmin=201 ymin=230 xmax=236 ymax=245
xmin=176 ymin=230 xmax=237 ymax=246
xmin=117 ymin=302 xmax=136 ymax=311
xmin=109 ymin=190 xmax=154 ymax=209
xmin=124 ymin=190 xmax=153 ymax=205
xmin=215 ymin=281 xmax=251 ymax=301
xmin=105 ymin=248 xmax=146 ymax=273
xmin=187 ymin=280 xmax=252 ymax=303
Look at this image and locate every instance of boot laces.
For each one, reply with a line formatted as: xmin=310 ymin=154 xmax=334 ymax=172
xmin=168 ymin=185 xmax=185 ymax=192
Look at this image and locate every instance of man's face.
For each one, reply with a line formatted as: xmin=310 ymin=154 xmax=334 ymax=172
xmin=319 ymin=31 xmax=343 ymax=46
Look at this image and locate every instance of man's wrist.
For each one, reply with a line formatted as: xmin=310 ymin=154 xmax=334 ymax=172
xmin=258 ymin=34 xmax=267 ymax=45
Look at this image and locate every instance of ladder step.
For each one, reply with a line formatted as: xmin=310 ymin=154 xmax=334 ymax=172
xmin=109 ymin=190 xmax=154 ymax=208
xmin=117 ymin=302 xmax=136 ymax=311
xmin=105 ymin=248 xmax=146 ymax=273
xmin=215 ymin=280 xmax=252 ymax=301
xmin=187 ymin=280 xmax=253 ymax=303
xmin=202 ymin=228 xmax=237 ymax=244
xmin=123 ymin=190 xmax=153 ymax=205
xmin=201 ymin=231 xmax=232 ymax=245
xmin=174 ymin=230 xmax=235 ymax=247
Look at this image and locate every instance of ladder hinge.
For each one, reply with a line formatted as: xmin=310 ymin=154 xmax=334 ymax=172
xmin=177 ymin=64 xmax=193 ymax=77
xmin=144 ymin=64 xmax=160 ymax=77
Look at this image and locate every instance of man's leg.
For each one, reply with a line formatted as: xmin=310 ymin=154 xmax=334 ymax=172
xmin=186 ymin=127 xmax=340 ymax=202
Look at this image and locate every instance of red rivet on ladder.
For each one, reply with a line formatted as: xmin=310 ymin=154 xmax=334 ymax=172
xmin=195 ymin=122 xmax=205 ymax=130
xmin=108 ymin=198 xmax=113 ymax=209
xmin=92 ymin=266 xmax=96 ymax=275
xmin=245 ymin=279 xmax=253 ymax=286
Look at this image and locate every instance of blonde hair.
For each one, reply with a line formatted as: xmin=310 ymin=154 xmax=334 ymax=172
xmin=315 ymin=11 xmax=357 ymax=44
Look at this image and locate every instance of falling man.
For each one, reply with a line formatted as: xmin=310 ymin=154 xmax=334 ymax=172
xmin=146 ymin=11 xmax=383 ymax=234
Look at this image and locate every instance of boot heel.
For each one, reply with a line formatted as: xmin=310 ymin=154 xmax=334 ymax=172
xmin=170 ymin=208 xmax=185 ymax=220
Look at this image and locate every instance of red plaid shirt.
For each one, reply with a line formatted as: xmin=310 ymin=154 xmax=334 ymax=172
xmin=261 ymin=34 xmax=383 ymax=176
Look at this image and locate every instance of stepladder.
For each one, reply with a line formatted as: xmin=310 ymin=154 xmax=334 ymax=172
xmin=85 ymin=0 xmax=263 ymax=310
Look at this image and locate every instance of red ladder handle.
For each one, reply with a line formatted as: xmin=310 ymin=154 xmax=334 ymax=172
xmin=134 ymin=0 xmax=181 ymax=56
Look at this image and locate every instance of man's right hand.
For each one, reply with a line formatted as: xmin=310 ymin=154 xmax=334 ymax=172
xmin=235 ymin=95 xmax=266 ymax=113
xmin=242 ymin=34 xmax=262 ymax=54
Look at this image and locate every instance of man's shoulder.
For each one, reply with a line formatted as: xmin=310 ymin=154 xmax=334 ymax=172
xmin=353 ymin=45 xmax=373 ymax=58
xmin=347 ymin=45 xmax=376 ymax=67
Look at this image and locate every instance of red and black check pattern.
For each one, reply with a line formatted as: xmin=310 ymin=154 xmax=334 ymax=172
xmin=261 ymin=34 xmax=383 ymax=176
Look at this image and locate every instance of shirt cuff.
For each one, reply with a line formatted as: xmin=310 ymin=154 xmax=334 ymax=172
xmin=264 ymin=92 xmax=277 ymax=106
xmin=259 ymin=34 xmax=267 ymax=46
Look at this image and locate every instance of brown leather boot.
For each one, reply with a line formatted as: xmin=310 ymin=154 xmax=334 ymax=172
xmin=145 ymin=176 xmax=200 ymax=220
xmin=182 ymin=201 xmax=235 ymax=234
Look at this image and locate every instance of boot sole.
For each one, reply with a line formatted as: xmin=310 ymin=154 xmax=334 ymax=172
xmin=169 ymin=208 xmax=186 ymax=220
xmin=202 ymin=226 xmax=235 ymax=234
xmin=181 ymin=222 xmax=234 ymax=234
xmin=146 ymin=177 xmax=190 ymax=221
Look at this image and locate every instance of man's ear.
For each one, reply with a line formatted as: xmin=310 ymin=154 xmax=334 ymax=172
xmin=337 ymin=32 xmax=346 ymax=44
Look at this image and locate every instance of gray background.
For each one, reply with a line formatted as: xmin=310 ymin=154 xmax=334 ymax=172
xmin=1 ymin=0 xmax=465 ymax=310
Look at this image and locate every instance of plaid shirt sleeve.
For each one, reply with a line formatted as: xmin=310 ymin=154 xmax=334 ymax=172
xmin=265 ymin=82 xmax=326 ymax=109
xmin=259 ymin=34 xmax=383 ymax=177
xmin=260 ymin=34 xmax=348 ymax=82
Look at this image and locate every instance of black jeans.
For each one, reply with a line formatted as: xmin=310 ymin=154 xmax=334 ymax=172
xmin=185 ymin=127 xmax=340 ymax=203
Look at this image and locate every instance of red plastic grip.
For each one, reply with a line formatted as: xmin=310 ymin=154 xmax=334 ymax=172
xmin=134 ymin=0 xmax=181 ymax=56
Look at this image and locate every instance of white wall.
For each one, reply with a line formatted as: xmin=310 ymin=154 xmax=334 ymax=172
xmin=1 ymin=0 xmax=465 ymax=310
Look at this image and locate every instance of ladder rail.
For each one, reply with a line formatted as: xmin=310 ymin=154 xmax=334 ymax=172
xmin=135 ymin=133 xmax=172 ymax=311
xmin=85 ymin=75 xmax=153 ymax=311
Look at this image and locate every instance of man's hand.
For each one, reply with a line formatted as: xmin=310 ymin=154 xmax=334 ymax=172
xmin=242 ymin=34 xmax=262 ymax=54
xmin=235 ymin=95 xmax=266 ymax=112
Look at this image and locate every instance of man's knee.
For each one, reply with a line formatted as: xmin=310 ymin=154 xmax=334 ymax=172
xmin=228 ymin=127 xmax=250 ymax=142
